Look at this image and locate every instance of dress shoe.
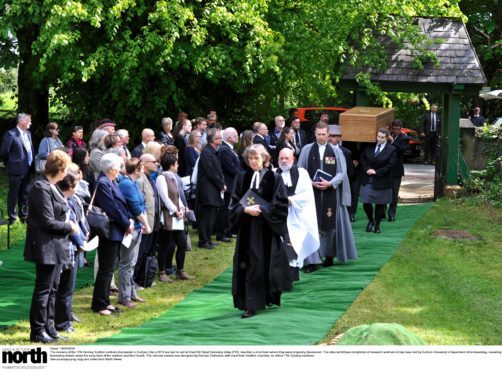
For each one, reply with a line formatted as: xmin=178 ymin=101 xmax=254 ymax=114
xmin=197 ymin=243 xmax=214 ymax=249
xmin=366 ymin=222 xmax=374 ymax=232
xmin=216 ymin=237 xmax=232 ymax=243
xmin=323 ymin=257 xmax=334 ymax=267
xmin=132 ymin=296 xmax=147 ymax=303
xmin=71 ymin=313 xmax=81 ymax=323
xmin=106 ymin=305 xmax=121 ymax=313
xmin=30 ymin=331 xmax=57 ymax=344
xmin=241 ymin=310 xmax=256 ymax=319
xmin=374 ymin=225 xmax=381 ymax=234
xmin=176 ymin=270 xmax=195 ymax=280
xmin=209 ymin=241 xmax=219 ymax=247
xmin=57 ymin=326 xmax=75 ymax=333
xmin=118 ymin=301 xmax=137 ymax=309
xmin=159 ymin=272 xmax=173 ymax=282
xmin=19 ymin=217 xmax=27 ymax=224
xmin=302 ymin=264 xmax=319 ymax=273
xmin=46 ymin=328 xmax=69 ymax=340
xmin=388 ymin=216 xmax=396 ymax=222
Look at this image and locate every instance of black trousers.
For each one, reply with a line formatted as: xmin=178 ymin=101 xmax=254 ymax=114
xmin=424 ymin=134 xmax=437 ymax=163
xmin=388 ymin=177 xmax=402 ymax=218
xmin=198 ymin=205 xmax=218 ymax=245
xmin=55 ymin=266 xmax=75 ymax=330
xmin=91 ymin=240 xmax=120 ymax=312
xmin=29 ymin=264 xmax=61 ymax=334
xmin=134 ymin=231 xmax=157 ymax=282
xmin=363 ymin=203 xmax=386 ymax=226
xmin=7 ymin=172 xmax=30 ymax=222
xmin=215 ymin=192 xmax=231 ymax=239
xmin=161 ymin=229 xmax=187 ymax=272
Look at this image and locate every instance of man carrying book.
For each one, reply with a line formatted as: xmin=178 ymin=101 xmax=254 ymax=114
xmin=297 ymin=122 xmax=357 ymax=272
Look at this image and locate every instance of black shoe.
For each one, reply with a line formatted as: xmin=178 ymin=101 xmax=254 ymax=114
xmin=350 ymin=216 xmax=356 ymax=222
xmin=198 ymin=243 xmax=214 ymax=249
xmin=366 ymin=222 xmax=374 ymax=232
xmin=216 ymin=237 xmax=232 ymax=243
xmin=388 ymin=216 xmax=395 ymax=222
xmin=241 ymin=310 xmax=256 ymax=319
xmin=30 ymin=331 xmax=58 ymax=344
xmin=323 ymin=257 xmax=334 ymax=267
xmin=209 ymin=241 xmax=219 ymax=247
xmin=57 ymin=326 xmax=75 ymax=333
xmin=374 ymin=225 xmax=381 ymax=233
xmin=71 ymin=313 xmax=81 ymax=323
xmin=19 ymin=217 xmax=27 ymax=224
xmin=303 ymin=264 xmax=320 ymax=273
xmin=46 ymin=328 xmax=69 ymax=340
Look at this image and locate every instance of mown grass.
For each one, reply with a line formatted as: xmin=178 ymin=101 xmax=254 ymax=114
xmin=324 ymin=199 xmax=502 ymax=345
xmin=0 ymin=229 xmax=235 ymax=345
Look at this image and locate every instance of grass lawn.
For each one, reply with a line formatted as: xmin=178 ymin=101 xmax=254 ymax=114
xmin=324 ymin=198 xmax=502 ymax=345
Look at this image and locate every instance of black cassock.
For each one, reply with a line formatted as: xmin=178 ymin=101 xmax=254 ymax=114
xmin=229 ymin=168 xmax=292 ymax=311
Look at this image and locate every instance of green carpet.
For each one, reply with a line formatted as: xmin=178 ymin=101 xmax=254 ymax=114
xmin=0 ymin=246 xmax=96 ymax=329
xmin=95 ymin=203 xmax=432 ymax=345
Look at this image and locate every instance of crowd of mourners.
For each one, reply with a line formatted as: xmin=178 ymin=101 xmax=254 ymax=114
xmin=0 ymin=108 xmax=413 ymax=343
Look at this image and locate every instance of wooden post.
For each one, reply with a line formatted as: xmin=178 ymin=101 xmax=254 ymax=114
xmin=444 ymin=84 xmax=464 ymax=185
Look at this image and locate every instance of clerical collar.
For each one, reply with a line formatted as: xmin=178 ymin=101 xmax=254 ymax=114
xmin=280 ymin=169 xmax=292 ymax=187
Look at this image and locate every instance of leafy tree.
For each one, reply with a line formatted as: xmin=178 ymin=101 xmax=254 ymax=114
xmin=0 ymin=0 xmax=466 ymax=133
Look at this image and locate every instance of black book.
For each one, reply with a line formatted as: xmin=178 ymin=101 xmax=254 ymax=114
xmin=313 ymin=169 xmax=333 ymax=182
xmin=239 ymin=189 xmax=268 ymax=208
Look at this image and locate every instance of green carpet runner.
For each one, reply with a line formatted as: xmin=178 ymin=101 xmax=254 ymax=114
xmin=94 ymin=203 xmax=432 ymax=345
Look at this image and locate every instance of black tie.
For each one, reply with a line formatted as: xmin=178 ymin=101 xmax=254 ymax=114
xmin=431 ymin=113 xmax=436 ymax=132
xmin=375 ymin=144 xmax=381 ymax=156
xmin=295 ymin=132 xmax=301 ymax=147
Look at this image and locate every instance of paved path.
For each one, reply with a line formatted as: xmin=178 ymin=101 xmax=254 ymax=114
xmin=399 ymin=163 xmax=435 ymax=202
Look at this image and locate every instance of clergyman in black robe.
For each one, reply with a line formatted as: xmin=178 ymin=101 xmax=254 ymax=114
xmin=229 ymin=145 xmax=291 ymax=318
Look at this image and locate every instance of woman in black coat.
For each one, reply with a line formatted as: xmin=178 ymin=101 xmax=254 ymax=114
xmin=228 ymin=145 xmax=291 ymax=319
xmin=25 ymin=149 xmax=77 ymax=343
xmin=360 ymin=127 xmax=397 ymax=234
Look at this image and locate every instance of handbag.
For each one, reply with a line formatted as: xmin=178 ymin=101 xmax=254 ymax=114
xmin=86 ymin=181 xmax=111 ymax=239
xmin=35 ymin=155 xmax=46 ymax=173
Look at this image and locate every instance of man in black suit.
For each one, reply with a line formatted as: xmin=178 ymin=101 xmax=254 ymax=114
xmin=388 ymin=120 xmax=410 ymax=221
xmin=469 ymin=106 xmax=485 ymax=127
xmin=252 ymin=122 xmax=273 ymax=155
xmin=291 ymin=117 xmax=307 ymax=150
xmin=420 ymin=104 xmax=441 ymax=164
xmin=215 ymin=127 xmax=242 ymax=242
xmin=0 ymin=113 xmax=35 ymax=224
xmin=196 ymin=128 xmax=226 ymax=249
xmin=131 ymin=128 xmax=155 ymax=158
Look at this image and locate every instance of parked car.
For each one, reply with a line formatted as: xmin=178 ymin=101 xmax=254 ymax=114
xmin=492 ymin=117 xmax=502 ymax=127
xmin=402 ymin=127 xmax=421 ymax=159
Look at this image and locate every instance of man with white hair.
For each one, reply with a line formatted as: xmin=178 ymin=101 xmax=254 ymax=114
xmin=215 ymin=127 xmax=242 ymax=242
xmin=131 ymin=128 xmax=155 ymax=158
xmin=276 ymin=148 xmax=319 ymax=279
xmin=116 ymin=129 xmax=131 ymax=159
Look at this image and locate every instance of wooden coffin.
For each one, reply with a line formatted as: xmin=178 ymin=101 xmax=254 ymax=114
xmin=339 ymin=107 xmax=395 ymax=142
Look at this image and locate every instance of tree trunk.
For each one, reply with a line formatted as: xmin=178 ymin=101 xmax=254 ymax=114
xmin=17 ymin=23 xmax=48 ymax=143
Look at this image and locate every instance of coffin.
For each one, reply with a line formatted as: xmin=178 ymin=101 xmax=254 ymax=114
xmin=339 ymin=107 xmax=394 ymax=142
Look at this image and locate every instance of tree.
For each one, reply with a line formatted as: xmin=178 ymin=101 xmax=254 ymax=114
xmin=0 ymin=0 xmax=465 ymax=132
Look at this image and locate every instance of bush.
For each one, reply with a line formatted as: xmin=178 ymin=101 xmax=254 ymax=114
xmin=461 ymin=125 xmax=502 ymax=206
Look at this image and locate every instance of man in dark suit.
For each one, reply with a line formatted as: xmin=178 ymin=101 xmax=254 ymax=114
xmin=131 ymin=128 xmax=155 ymax=158
xmin=215 ymin=127 xmax=242 ymax=242
xmin=469 ymin=106 xmax=485 ymax=127
xmin=388 ymin=120 xmax=410 ymax=221
xmin=196 ymin=128 xmax=226 ymax=249
xmin=0 ymin=113 xmax=35 ymax=224
xmin=420 ymin=104 xmax=441 ymax=164
xmin=252 ymin=122 xmax=273 ymax=155
xmin=291 ymin=117 xmax=307 ymax=150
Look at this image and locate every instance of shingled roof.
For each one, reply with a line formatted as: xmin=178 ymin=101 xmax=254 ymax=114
xmin=342 ymin=17 xmax=487 ymax=86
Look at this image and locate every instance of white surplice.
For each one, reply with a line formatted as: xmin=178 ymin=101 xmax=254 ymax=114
xmin=281 ymin=167 xmax=320 ymax=268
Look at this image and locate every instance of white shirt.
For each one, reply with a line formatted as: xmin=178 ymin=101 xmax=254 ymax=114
xmin=375 ymin=142 xmax=386 ymax=154
xmin=280 ymin=169 xmax=292 ymax=187
xmin=223 ymin=141 xmax=234 ymax=150
xmin=318 ymin=143 xmax=327 ymax=159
